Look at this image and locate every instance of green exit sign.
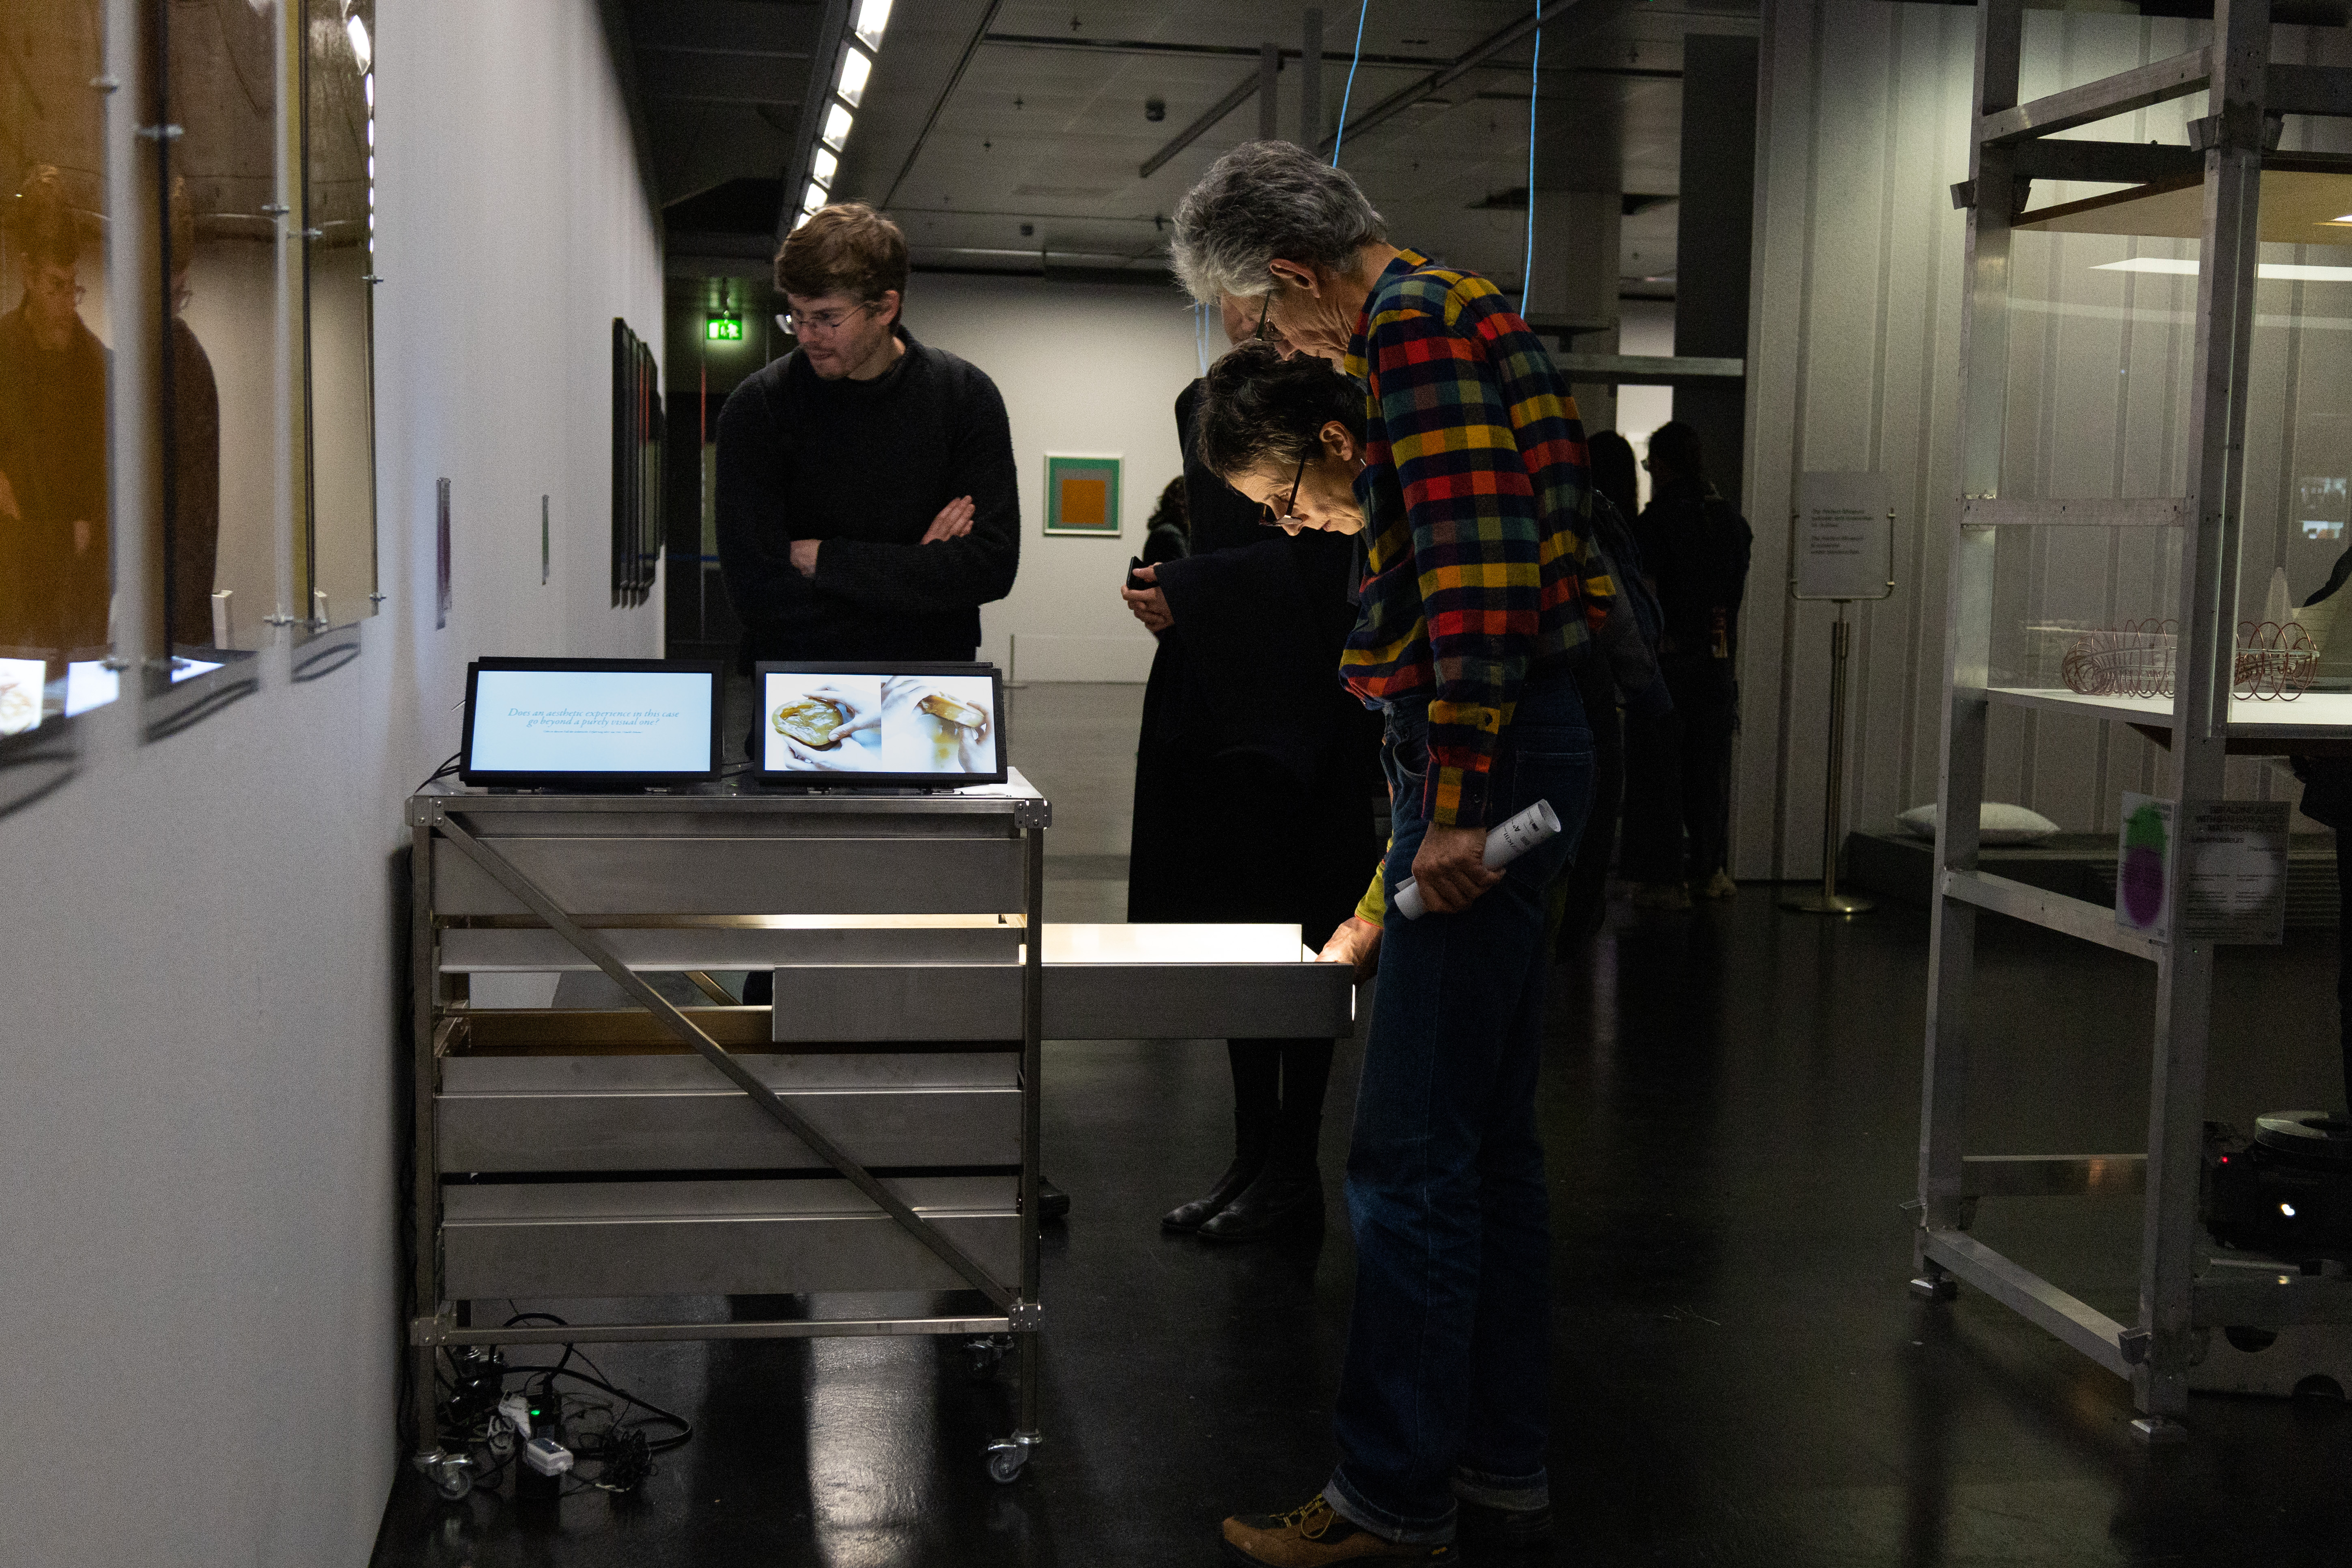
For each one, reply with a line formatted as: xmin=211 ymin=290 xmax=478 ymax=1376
xmin=705 ymin=314 xmax=743 ymax=341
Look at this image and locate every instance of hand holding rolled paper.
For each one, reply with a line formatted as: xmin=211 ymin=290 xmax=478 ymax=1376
xmin=1392 ymin=800 xmax=1563 ymax=920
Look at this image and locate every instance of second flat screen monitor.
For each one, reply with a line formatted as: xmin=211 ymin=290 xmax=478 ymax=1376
xmin=757 ymin=661 xmax=1006 ymax=788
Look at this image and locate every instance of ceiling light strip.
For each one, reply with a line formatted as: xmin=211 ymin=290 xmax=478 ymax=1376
xmin=2095 ymin=257 xmax=2352 ymax=281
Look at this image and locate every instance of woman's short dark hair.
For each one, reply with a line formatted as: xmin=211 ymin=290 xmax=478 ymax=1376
xmin=1587 ymin=430 xmax=1637 ymax=523
xmin=1194 ymin=340 xmax=1367 ymax=480
xmin=1146 ymin=475 xmax=1186 ymax=534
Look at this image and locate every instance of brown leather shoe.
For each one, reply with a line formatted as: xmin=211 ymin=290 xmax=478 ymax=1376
xmin=1220 ymin=1495 xmax=1454 ymax=1565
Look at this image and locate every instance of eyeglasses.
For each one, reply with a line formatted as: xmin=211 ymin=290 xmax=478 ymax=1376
xmin=1254 ymin=292 xmax=1275 ymax=341
xmin=783 ymin=299 xmax=880 ymax=338
xmin=1260 ymin=443 xmax=1312 ymax=529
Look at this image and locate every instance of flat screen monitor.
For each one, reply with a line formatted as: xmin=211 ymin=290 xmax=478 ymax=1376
xmin=461 ymin=657 xmax=722 ymax=789
xmin=755 ymin=661 xmax=1007 ymax=789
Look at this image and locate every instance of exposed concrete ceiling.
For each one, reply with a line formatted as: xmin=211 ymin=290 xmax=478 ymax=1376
xmin=650 ymin=0 xmax=1764 ymax=294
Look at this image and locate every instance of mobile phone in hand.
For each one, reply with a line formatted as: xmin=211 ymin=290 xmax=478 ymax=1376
xmin=1125 ymin=556 xmax=1151 ymax=593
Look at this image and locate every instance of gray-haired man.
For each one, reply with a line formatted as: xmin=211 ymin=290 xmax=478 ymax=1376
xmin=1172 ymin=139 xmax=1610 ymax=1565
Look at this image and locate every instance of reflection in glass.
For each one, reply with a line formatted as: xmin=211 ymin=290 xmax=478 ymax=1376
xmin=162 ymin=0 xmax=277 ymax=658
xmin=0 ymin=0 xmax=116 ymax=734
xmin=300 ymin=0 xmax=375 ymax=631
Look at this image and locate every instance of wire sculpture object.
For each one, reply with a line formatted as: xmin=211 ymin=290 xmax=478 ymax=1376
xmin=2233 ymin=620 xmax=2318 ymax=701
xmin=2061 ymin=620 xmax=2178 ymax=698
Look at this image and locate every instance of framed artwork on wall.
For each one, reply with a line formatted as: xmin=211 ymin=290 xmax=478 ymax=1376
xmin=1044 ymin=454 xmax=1121 ymax=537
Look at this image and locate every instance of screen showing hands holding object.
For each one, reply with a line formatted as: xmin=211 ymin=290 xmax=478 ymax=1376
xmin=1391 ymin=800 xmax=1562 ymax=920
xmin=756 ymin=662 xmax=1007 ymax=788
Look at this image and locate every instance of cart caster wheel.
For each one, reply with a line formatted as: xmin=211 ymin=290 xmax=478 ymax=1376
xmin=417 ymin=1453 xmax=476 ymax=1502
xmin=1910 ymin=1271 xmax=1958 ymax=1302
xmin=985 ymin=1440 xmax=1029 ymax=1484
xmin=963 ymin=1336 xmax=1007 ymax=1382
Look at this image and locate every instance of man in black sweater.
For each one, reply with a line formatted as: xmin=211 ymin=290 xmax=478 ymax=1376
xmin=717 ymin=204 xmax=1067 ymax=1219
xmin=717 ymin=202 xmax=1018 ymax=664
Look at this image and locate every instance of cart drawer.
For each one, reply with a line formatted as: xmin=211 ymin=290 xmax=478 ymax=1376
xmin=432 ymin=836 xmax=1024 ymax=916
xmin=769 ymin=965 xmax=1024 ymax=1042
xmin=753 ymin=960 xmax=1355 ymax=1041
xmin=442 ymin=1051 xmax=1017 ymax=1094
xmin=442 ymin=1176 xmax=1018 ymax=1298
xmin=441 ymin=920 xmax=1023 ymax=971
xmin=435 ymin=1084 xmax=1020 ymax=1172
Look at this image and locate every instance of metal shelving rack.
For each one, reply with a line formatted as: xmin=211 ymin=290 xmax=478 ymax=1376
xmin=1917 ymin=0 xmax=2352 ymax=1441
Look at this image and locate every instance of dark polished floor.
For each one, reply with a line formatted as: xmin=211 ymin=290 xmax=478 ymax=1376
xmin=374 ymin=686 xmax=2352 ymax=1568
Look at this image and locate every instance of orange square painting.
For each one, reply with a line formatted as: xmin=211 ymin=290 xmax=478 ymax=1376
xmin=1044 ymin=454 xmax=1122 ymax=536
xmin=1058 ymin=477 xmax=1108 ymax=527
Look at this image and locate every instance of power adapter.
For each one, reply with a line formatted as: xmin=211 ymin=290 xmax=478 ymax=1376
xmin=515 ymin=1389 xmax=567 ymax=1502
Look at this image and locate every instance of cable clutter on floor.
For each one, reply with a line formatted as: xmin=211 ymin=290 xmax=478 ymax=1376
xmin=426 ymin=1312 xmax=691 ymax=1501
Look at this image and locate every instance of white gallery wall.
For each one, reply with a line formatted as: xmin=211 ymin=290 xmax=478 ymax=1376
xmin=909 ymin=271 xmax=1203 ymax=682
xmin=1740 ymin=0 xmax=2352 ymax=880
xmin=0 ymin=4 xmax=662 ymax=1564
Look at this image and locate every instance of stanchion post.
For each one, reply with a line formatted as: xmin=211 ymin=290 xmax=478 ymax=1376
xmin=1781 ymin=601 xmax=1876 ymax=915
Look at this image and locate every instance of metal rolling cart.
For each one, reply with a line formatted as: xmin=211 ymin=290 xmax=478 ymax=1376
xmin=1920 ymin=0 xmax=2352 ymax=1439
xmin=405 ymin=770 xmax=1353 ymax=1495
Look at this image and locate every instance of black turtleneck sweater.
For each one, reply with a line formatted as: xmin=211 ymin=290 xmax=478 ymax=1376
xmin=715 ymin=326 xmax=1020 ymax=661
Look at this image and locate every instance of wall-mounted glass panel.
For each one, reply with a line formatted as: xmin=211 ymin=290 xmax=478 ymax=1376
xmin=0 ymin=0 xmax=121 ymax=739
xmin=161 ymin=0 xmax=278 ymax=674
xmin=297 ymin=0 xmax=374 ymax=634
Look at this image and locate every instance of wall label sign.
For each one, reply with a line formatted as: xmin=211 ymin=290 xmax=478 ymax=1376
xmin=1791 ymin=472 xmax=1895 ymax=601
xmin=2115 ymin=793 xmax=2289 ymax=944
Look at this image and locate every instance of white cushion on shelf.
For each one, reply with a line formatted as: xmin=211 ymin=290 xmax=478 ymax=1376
xmin=1895 ymin=803 xmax=2061 ymax=844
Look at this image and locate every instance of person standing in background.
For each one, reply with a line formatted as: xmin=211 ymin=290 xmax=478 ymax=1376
xmin=1554 ymin=429 xmax=1668 ymax=946
xmin=1122 ymin=293 xmax=1379 ymax=1243
xmin=166 ymin=174 xmax=221 ymax=648
xmin=1622 ymin=419 xmax=1753 ymax=906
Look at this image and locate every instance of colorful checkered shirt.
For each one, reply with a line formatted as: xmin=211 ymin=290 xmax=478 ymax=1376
xmin=1342 ymin=248 xmax=1613 ymax=830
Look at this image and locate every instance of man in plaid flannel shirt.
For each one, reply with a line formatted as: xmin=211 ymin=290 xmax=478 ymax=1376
xmin=1174 ymin=140 xmax=1611 ymax=1565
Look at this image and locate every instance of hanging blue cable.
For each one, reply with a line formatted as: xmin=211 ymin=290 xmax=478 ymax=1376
xmin=1522 ymin=4 xmax=1541 ymax=311
xmin=1331 ymin=0 xmax=1371 ymax=165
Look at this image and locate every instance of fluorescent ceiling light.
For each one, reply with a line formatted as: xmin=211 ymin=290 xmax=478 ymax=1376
xmin=2096 ymin=257 xmax=2352 ymax=282
xmin=836 ymin=45 xmax=872 ymax=108
xmin=345 ymin=15 xmax=370 ymax=71
xmin=823 ymin=103 xmax=853 ymax=151
xmin=812 ymin=147 xmax=837 ymax=186
xmin=855 ymin=0 xmax=892 ymax=51
xmin=804 ymin=181 xmax=827 ymax=214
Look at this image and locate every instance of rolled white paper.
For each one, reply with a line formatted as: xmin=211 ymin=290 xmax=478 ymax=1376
xmin=1390 ymin=799 xmax=1564 ymax=920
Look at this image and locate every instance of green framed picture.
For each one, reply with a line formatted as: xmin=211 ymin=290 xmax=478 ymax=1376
xmin=1044 ymin=454 xmax=1122 ymax=537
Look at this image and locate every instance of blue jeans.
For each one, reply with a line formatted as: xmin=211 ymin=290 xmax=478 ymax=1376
xmin=1326 ymin=670 xmax=1593 ymax=1544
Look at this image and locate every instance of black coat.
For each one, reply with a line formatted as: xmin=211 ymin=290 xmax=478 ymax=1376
xmin=1126 ymin=382 xmax=1381 ymax=945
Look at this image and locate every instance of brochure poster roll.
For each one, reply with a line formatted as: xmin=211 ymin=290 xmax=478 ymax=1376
xmin=1391 ymin=799 xmax=1562 ymax=920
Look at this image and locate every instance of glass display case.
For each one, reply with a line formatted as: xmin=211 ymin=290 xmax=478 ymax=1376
xmin=1981 ymin=156 xmax=2352 ymax=742
xmin=155 ymin=0 xmax=279 ymax=689
xmin=297 ymin=0 xmax=376 ymax=636
xmin=0 ymin=0 xmax=121 ymax=742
